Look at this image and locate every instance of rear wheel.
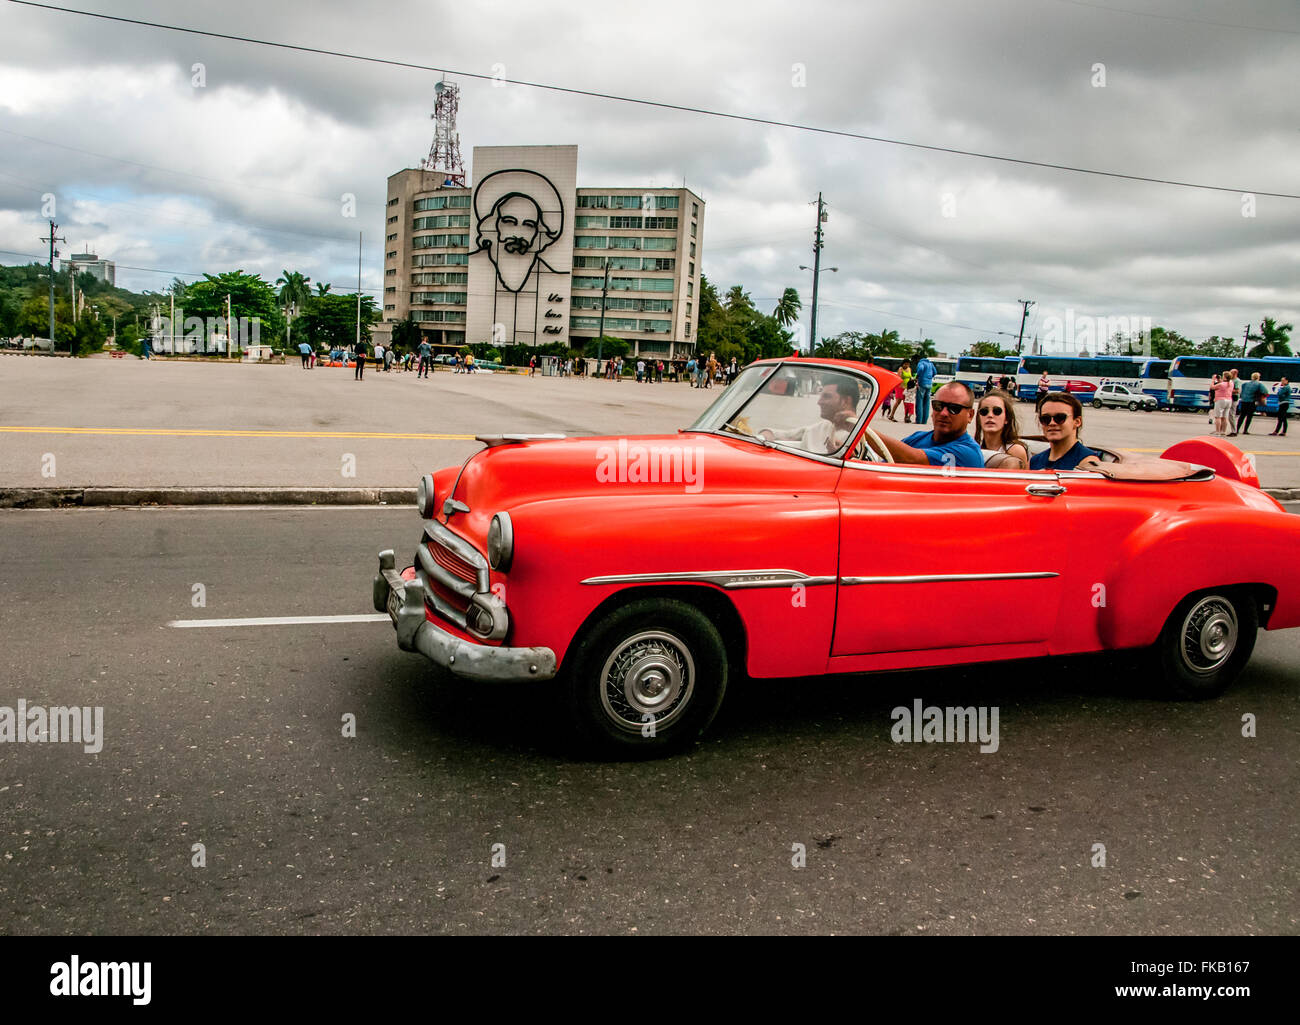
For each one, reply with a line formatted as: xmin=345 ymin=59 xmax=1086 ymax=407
xmin=1092 ymin=399 xmax=1103 ymax=409
xmin=1155 ymin=589 xmax=1258 ymax=699
xmin=562 ymin=598 xmax=728 ymax=757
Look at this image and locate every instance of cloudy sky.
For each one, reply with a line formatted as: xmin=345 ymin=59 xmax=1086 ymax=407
xmin=1 ymin=0 xmax=1297 ymax=353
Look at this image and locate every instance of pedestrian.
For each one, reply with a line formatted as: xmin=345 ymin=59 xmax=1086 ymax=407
xmin=889 ymin=379 xmax=904 ymax=421
xmin=904 ymin=379 xmax=916 ymax=423
xmin=1210 ymin=372 xmax=1234 ymax=436
xmin=615 ymin=357 xmax=623 ymax=382
xmin=706 ymin=352 xmax=719 ymax=389
xmin=914 ymin=352 xmax=936 ymax=423
xmin=529 ymin=355 xmax=536 ymax=377
xmin=1035 ymin=370 xmax=1050 ymax=404
xmin=686 ymin=357 xmax=696 ymax=385
xmin=298 ymin=341 xmax=311 ymax=368
xmin=656 ymin=360 xmax=664 ymax=383
xmin=983 ymin=374 xmax=994 ymax=396
xmin=1228 ymin=369 xmax=1243 ymax=435
xmin=1271 ymin=377 xmax=1291 ymax=436
xmin=1237 ymin=372 xmax=1267 ymax=435
xmin=417 ymin=338 xmax=431 ymax=378
xmin=1207 ymin=373 xmax=1220 ymax=428
xmin=354 ymin=342 xmax=367 ymax=380
xmin=385 ymin=345 xmax=395 ymax=372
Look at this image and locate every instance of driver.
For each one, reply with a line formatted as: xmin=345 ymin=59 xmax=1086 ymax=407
xmin=760 ymin=378 xmax=860 ymax=454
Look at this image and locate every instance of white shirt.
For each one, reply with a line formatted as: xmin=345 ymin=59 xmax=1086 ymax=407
xmin=768 ymin=419 xmax=850 ymax=454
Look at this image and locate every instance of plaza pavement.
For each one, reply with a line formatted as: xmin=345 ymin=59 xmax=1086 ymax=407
xmin=1 ymin=355 xmax=1298 ymax=492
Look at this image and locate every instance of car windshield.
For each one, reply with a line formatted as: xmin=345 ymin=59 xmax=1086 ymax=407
xmin=687 ymin=362 xmax=877 ymax=458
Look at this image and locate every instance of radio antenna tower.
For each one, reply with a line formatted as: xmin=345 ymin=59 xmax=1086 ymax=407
xmin=420 ymin=79 xmax=466 ymax=186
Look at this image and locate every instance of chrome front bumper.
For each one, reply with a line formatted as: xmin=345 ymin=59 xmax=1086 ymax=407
xmin=373 ymin=549 xmax=557 ymax=682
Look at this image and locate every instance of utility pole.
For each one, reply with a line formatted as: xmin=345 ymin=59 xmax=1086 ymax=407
xmin=226 ymin=294 xmax=233 ymax=356
xmin=596 ymin=258 xmax=611 ymax=363
xmin=40 ymin=220 xmax=65 ymax=346
xmin=1015 ymin=299 xmax=1035 ymax=354
xmin=809 ymin=192 xmax=826 ymax=353
xmin=1242 ymin=322 xmax=1251 ymax=357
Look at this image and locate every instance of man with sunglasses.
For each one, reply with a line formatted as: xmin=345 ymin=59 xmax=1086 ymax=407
xmin=869 ymin=382 xmax=983 ymax=467
xmin=1029 ymin=393 xmax=1099 ymax=471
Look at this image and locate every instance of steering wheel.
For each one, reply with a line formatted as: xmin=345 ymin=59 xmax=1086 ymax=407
xmin=859 ymin=426 xmax=895 ymax=463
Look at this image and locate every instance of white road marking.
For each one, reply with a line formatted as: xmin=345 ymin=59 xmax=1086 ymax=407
xmin=168 ymin=614 xmax=390 ymax=628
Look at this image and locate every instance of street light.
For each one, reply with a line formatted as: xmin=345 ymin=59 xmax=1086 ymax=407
xmin=798 ymin=265 xmax=838 ymax=353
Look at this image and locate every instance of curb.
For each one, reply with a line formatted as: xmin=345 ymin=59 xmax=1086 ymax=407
xmin=1 ymin=486 xmax=1296 ymax=509
xmin=0 ymin=487 xmax=417 ymax=509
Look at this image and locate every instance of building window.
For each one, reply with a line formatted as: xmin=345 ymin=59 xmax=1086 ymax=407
xmin=412 ymin=253 xmax=469 ymax=267
xmin=610 ymin=216 xmax=642 ymax=229
xmin=689 ymin=262 xmax=695 ymax=278
xmin=571 ymin=316 xmax=602 ymax=330
xmin=411 ymin=310 xmax=467 ymax=323
xmin=643 ymin=299 xmax=673 ymax=312
xmin=575 ymin=215 xmax=608 ymax=228
xmin=385 ymin=286 xmax=396 ymax=294
xmin=656 ymin=196 xmax=679 ymax=209
xmin=575 ymin=236 xmax=608 ymax=249
xmin=690 ymin=221 xmax=696 ymax=237
xmin=387 ymin=250 xmax=397 ymax=259
xmin=577 ymin=195 xmax=610 ymax=208
xmin=609 ymin=236 xmax=641 ymax=250
xmin=411 ymin=271 xmax=468 ymax=285
xmin=388 ymin=197 xmax=399 ymax=206
xmin=685 ymin=302 xmax=692 ymax=316
xmin=645 ymin=257 xmax=675 ymax=271
xmin=411 ymin=292 xmax=468 ymax=305
xmin=638 ymin=319 xmax=671 ymax=333
xmin=412 ymin=214 xmax=470 ymax=230
xmin=685 ymin=321 xmax=691 ymax=337
xmin=387 ymin=233 xmax=398 ymax=242
xmin=642 ymin=237 xmax=675 ymax=251
xmin=411 ymin=234 xmax=470 ymax=249
xmin=692 ymin=203 xmax=698 ymax=217
xmin=687 ymin=281 xmax=693 ymax=296
xmin=689 ymin=242 xmax=696 ymax=258
xmin=385 ymin=304 xmax=395 ymax=311
xmin=644 ymin=217 xmax=678 ymax=230
xmin=386 ymin=268 xmax=397 ymax=276
xmin=388 ymin=215 xmax=399 ymax=224
xmin=609 ymin=195 xmax=643 ymax=209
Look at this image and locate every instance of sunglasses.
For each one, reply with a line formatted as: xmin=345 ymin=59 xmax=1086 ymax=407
xmin=1038 ymin=412 xmax=1071 ymax=425
xmin=978 ymin=406 xmax=1005 ymax=417
xmin=933 ymin=401 xmax=971 ymax=415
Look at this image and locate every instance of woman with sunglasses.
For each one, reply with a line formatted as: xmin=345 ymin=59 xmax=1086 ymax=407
xmin=1029 ymin=392 xmax=1100 ymax=471
xmin=974 ymin=389 xmax=1029 ymax=469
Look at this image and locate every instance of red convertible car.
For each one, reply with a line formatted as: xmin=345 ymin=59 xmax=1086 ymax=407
xmin=373 ymin=357 xmax=1300 ymax=755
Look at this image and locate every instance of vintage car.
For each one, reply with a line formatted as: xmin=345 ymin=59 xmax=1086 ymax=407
xmin=373 ymin=357 xmax=1300 ymax=756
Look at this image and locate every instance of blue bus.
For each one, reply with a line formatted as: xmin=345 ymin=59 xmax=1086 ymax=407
xmin=1014 ymin=355 xmax=1147 ymax=402
xmin=1166 ymin=355 xmax=1300 ymax=414
xmin=1139 ymin=359 xmax=1172 ymax=407
xmin=956 ymin=356 xmax=1021 ymax=396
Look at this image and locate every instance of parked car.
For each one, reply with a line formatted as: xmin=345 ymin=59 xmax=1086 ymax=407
xmin=373 ymin=357 xmax=1300 ymax=756
xmin=1093 ymin=382 xmax=1158 ymax=411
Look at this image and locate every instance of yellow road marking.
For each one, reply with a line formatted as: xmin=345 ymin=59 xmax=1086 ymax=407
xmin=0 ymin=426 xmax=477 ymax=440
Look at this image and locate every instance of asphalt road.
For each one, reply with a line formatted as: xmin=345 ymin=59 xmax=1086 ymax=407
xmin=2 ymin=357 xmax=1299 ymax=489
xmin=1 ymin=508 xmax=1296 ymax=935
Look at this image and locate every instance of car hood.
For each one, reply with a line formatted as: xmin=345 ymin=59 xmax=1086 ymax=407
xmin=441 ymin=432 xmax=843 ymax=535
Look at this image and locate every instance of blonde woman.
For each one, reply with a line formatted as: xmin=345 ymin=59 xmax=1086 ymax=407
xmin=973 ymin=389 xmax=1029 ymax=469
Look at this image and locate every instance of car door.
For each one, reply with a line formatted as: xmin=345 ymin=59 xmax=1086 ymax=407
xmin=832 ymin=459 xmax=1068 ymax=658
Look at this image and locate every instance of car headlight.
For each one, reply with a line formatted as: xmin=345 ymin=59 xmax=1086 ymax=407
xmin=416 ymin=473 xmax=437 ymax=519
xmin=487 ymin=512 xmax=514 ymax=572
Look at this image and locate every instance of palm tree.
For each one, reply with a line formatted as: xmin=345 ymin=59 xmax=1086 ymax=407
xmin=724 ymin=285 xmax=752 ymax=312
xmin=315 ymin=282 xmax=332 ymax=297
xmin=773 ymin=288 xmax=802 ymax=328
xmin=275 ymin=270 xmax=312 ymax=349
xmin=1246 ymin=316 xmax=1293 ymax=358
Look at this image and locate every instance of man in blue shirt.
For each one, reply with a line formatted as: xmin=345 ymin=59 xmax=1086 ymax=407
xmin=1236 ymin=372 xmax=1268 ymax=435
xmin=1029 ymin=393 xmax=1100 ymax=471
xmin=913 ymin=353 xmax=936 ymax=424
xmin=868 ymin=382 xmax=984 ymax=467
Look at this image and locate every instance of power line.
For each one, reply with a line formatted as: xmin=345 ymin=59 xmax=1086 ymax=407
xmin=8 ymin=0 xmax=1299 ymax=201
xmin=1050 ymin=0 xmax=1300 ymax=36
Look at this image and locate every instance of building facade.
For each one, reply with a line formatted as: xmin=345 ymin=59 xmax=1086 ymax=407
xmin=380 ymin=145 xmax=703 ymax=359
xmin=62 ymin=252 xmax=115 ymax=286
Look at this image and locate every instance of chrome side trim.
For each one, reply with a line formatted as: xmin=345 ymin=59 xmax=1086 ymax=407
xmin=476 ymin=433 xmax=566 ymax=447
xmin=840 ymin=571 xmax=1059 ymax=585
xmin=844 ymin=459 xmax=1046 ymax=482
xmin=580 ymin=568 xmax=837 ymax=590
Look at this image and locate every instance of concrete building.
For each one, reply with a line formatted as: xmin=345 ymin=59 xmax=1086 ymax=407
xmin=379 ymin=145 xmax=703 ymax=360
xmin=62 ymin=252 xmax=116 ymax=286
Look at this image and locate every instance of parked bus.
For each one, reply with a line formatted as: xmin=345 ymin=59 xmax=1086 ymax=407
xmin=1015 ymin=355 xmax=1146 ymax=402
xmin=1139 ymin=359 xmax=1172 ymax=407
xmin=1165 ymin=355 xmax=1300 ymax=414
xmin=869 ymin=355 xmax=956 ymax=391
xmin=957 ymin=356 xmax=1021 ymax=395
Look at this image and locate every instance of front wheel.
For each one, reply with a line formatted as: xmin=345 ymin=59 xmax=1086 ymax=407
xmin=1154 ymin=589 xmax=1258 ymax=699
xmin=562 ymin=598 xmax=729 ymax=757
xmin=1128 ymin=401 xmax=1139 ymax=411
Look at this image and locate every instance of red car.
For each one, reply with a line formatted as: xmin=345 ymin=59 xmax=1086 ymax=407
xmin=374 ymin=357 xmax=1300 ymax=755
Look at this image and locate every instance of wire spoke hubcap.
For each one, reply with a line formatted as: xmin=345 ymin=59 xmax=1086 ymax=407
xmin=600 ymin=630 xmax=695 ymax=733
xmin=1180 ymin=597 xmax=1238 ymax=675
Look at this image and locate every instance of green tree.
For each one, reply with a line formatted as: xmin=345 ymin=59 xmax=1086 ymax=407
xmin=389 ymin=316 xmax=421 ymax=351
xmin=1199 ymin=335 xmax=1243 ymax=357
xmin=1144 ymin=326 xmax=1197 ymax=359
xmin=315 ymin=282 xmax=332 ymax=296
xmin=183 ymin=271 xmax=285 ymax=350
xmin=773 ymin=288 xmax=802 ymax=328
xmin=966 ymin=340 xmax=1014 ymax=358
xmin=298 ymin=293 xmax=379 ymax=350
xmin=1246 ymin=316 xmax=1293 ymax=358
